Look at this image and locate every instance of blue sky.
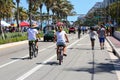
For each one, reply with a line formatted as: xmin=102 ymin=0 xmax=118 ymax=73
xmin=14 ymin=0 xmax=103 ymax=21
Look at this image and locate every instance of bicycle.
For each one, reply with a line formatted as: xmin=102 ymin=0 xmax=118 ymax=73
xmin=29 ymin=41 xmax=38 ymax=59
xmin=57 ymin=45 xmax=64 ymax=65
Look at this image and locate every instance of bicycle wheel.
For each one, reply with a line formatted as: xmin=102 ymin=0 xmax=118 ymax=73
xmin=58 ymin=50 xmax=63 ymax=65
xmin=32 ymin=44 xmax=37 ymax=58
xmin=34 ymin=47 xmax=38 ymax=57
xmin=29 ymin=46 xmax=33 ymax=59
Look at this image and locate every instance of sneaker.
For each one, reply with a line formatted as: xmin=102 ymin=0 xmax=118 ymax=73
xmin=103 ymin=47 xmax=104 ymax=49
xmin=92 ymin=47 xmax=94 ymax=50
xmin=57 ymin=54 xmax=59 ymax=60
xmin=63 ymin=54 xmax=67 ymax=56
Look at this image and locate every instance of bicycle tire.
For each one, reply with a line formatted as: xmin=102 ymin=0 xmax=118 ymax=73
xmin=58 ymin=49 xmax=63 ymax=65
xmin=34 ymin=48 xmax=38 ymax=57
xmin=29 ymin=46 xmax=33 ymax=59
xmin=32 ymin=44 xmax=37 ymax=58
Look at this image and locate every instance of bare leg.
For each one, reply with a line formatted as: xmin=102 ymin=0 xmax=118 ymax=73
xmin=63 ymin=46 xmax=67 ymax=56
xmin=91 ymin=40 xmax=95 ymax=50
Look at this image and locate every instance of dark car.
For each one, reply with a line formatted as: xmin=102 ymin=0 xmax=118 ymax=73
xmin=69 ymin=27 xmax=76 ymax=34
xmin=43 ymin=30 xmax=54 ymax=41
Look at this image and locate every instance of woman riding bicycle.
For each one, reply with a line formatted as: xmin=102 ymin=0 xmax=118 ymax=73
xmin=54 ymin=22 xmax=69 ymax=58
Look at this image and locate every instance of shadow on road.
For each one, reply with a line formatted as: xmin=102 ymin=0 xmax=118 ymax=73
xmin=36 ymin=61 xmax=59 ymax=66
xmin=11 ymin=57 xmax=30 ymax=60
xmin=64 ymin=51 xmax=120 ymax=80
xmin=68 ymin=47 xmax=103 ymax=51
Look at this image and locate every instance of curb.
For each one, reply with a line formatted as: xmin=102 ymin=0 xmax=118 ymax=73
xmin=0 ymin=38 xmax=44 ymax=50
xmin=0 ymin=40 xmax=28 ymax=49
xmin=106 ymin=37 xmax=120 ymax=58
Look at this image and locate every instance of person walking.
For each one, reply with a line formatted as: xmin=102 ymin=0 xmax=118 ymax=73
xmin=77 ymin=26 xmax=81 ymax=39
xmin=97 ymin=24 xmax=106 ymax=50
xmin=89 ymin=27 xmax=98 ymax=50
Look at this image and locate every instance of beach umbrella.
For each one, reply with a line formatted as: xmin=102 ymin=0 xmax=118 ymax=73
xmin=20 ymin=21 xmax=30 ymax=27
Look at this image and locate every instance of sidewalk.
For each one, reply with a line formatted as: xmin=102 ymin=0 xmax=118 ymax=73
xmin=106 ymin=36 xmax=120 ymax=58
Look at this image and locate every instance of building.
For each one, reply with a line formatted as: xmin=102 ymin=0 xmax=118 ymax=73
xmin=103 ymin=0 xmax=116 ymax=8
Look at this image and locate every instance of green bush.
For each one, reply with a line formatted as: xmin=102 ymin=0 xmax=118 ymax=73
xmin=63 ymin=28 xmax=69 ymax=33
xmin=0 ymin=32 xmax=43 ymax=44
xmin=4 ymin=32 xmax=27 ymax=39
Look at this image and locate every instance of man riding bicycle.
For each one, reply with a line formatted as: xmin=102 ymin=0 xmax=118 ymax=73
xmin=27 ymin=22 xmax=40 ymax=52
xmin=54 ymin=22 xmax=69 ymax=58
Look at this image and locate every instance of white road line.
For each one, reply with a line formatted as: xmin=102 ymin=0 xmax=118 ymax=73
xmin=0 ymin=45 xmax=55 ymax=69
xmin=0 ymin=35 xmax=75 ymax=69
xmin=0 ymin=55 xmax=27 ymax=69
xmin=16 ymin=35 xmax=87 ymax=80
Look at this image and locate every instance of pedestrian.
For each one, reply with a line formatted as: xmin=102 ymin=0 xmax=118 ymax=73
xmin=77 ymin=26 xmax=81 ymax=39
xmin=89 ymin=27 xmax=98 ymax=50
xmin=97 ymin=24 xmax=106 ymax=50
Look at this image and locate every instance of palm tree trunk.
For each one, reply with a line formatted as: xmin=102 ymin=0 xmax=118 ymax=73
xmin=0 ymin=19 xmax=5 ymax=40
xmin=16 ymin=0 xmax=20 ymax=32
xmin=40 ymin=4 xmax=43 ymax=30
xmin=29 ymin=0 xmax=32 ymax=27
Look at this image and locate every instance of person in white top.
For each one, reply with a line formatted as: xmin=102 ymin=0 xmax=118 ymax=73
xmin=54 ymin=22 xmax=69 ymax=57
xmin=27 ymin=22 xmax=40 ymax=50
xmin=89 ymin=27 xmax=98 ymax=50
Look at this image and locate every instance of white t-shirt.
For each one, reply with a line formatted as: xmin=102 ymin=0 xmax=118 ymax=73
xmin=56 ymin=31 xmax=66 ymax=43
xmin=89 ymin=30 xmax=97 ymax=39
xmin=27 ymin=28 xmax=38 ymax=41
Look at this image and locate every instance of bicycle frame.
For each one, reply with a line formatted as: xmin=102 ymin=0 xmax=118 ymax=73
xmin=29 ymin=41 xmax=38 ymax=59
xmin=57 ymin=45 xmax=64 ymax=65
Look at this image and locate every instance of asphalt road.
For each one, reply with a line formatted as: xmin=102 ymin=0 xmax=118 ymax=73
xmin=0 ymin=33 xmax=119 ymax=80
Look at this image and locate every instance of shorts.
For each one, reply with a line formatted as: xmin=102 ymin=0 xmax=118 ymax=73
xmin=90 ymin=38 xmax=95 ymax=41
xmin=28 ymin=39 xmax=38 ymax=46
xmin=57 ymin=42 xmax=66 ymax=47
xmin=99 ymin=37 xmax=105 ymax=43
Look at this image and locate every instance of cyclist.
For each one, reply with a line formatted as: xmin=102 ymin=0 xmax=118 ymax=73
xmin=27 ymin=22 xmax=40 ymax=51
xmin=54 ymin=22 xmax=69 ymax=58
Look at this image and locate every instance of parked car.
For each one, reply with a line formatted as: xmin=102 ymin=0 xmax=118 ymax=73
xmin=43 ymin=30 xmax=54 ymax=42
xmin=68 ymin=27 xmax=76 ymax=34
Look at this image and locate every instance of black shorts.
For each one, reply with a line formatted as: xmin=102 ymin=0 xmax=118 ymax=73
xmin=90 ymin=38 xmax=95 ymax=41
xmin=28 ymin=40 xmax=38 ymax=46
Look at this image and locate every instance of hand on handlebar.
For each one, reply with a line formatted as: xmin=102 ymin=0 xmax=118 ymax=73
xmin=66 ymin=40 xmax=69 ymax=43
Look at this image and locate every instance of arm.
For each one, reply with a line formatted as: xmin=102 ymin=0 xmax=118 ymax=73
xmin=65 ymin=34 xmax=69 ymax=43
xmin=36 ymin=33 xmax=40 ymax=39
xmin=54 ymin=34 xmax=57 ymax=43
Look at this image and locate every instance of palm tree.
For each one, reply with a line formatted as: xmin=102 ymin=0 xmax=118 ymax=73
xmin=38 ymin=0 xmax=44 ymax=29
xmin=0 ymin=0 xmax=5 ymax=39
xmin=14 ymin=7 xmax=28 ymax=22
xmin=27 ymin=0 xmax=39 ymax=27
xmin=16 ymin=0 xmax=20 ymax=31
xmin=0 ymin=0 xmax=15 ymax=39
xmin=44 ymin=0 xmax=55 ymax=24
